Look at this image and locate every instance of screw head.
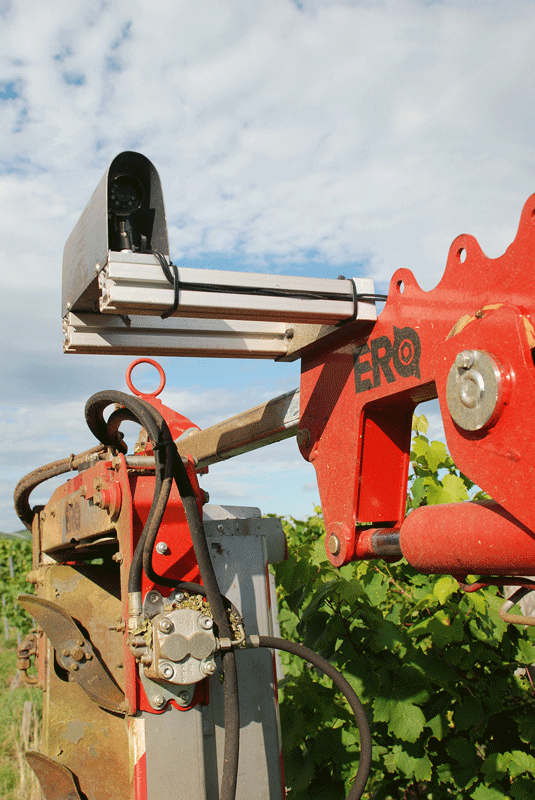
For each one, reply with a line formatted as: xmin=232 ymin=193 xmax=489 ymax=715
xmin=175 ymin=592 xmax=185 ymax=602
xmin=199 ymin=615 xmax=213 ymax=630
xmin=178 ymin=691 xmax=190 ymax=705
xmin=155 ymin=541 xmax=169 ymax=555
xmin=153 ymin=694 xmax=165 ymax=707
xmin=160 ymin=663 xmax=174 ymax=680
xmin=158 ymin=618 xmax=173 ymax=634
xmin=148 ymin=592 xmax=160 ymax=604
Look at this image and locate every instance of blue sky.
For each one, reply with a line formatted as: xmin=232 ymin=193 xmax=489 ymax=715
xmin=2 ymin=0 xmax=535 ymax=530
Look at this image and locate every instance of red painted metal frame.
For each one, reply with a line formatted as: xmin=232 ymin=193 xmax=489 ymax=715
xmin=299 ymin=194 xmax=535 ymax=571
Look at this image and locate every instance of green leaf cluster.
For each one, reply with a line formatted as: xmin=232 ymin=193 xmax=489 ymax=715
xmin=0 ymin=538 xmax=34 ymax=637
xmin=273 ymin=418 xmax=535 ymax=799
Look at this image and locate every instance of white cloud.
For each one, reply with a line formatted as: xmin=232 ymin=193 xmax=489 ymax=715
xmin=2 ymin=0 xmax=535 ymax=529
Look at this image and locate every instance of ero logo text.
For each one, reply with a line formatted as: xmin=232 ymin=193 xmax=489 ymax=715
xmin=353 ymin=326 xmax=421 ymax=394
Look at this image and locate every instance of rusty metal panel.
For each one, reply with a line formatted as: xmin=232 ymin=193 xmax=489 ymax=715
xmin=38 ymin=564 xmax=131 ymax=800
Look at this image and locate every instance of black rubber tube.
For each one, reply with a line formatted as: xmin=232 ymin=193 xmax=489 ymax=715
xmin=84 ymin=390 xmax=240 ymax=800
xmin=14 ymin=445 xmax=105 ymax=530
xmin=257 ymin=636 xmax=372 ymax=800
xmin=85 ymin=391 xmax=173 ymax=596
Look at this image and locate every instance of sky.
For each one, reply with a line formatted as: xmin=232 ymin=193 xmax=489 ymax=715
xmin=2 ymin=0 xmax=535 ymax=531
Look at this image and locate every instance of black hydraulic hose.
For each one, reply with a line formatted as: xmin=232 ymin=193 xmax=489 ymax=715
xmin=85 ymin=390 xmax=240 ymax=800
xmin=14 ymin=445 xmax=106 ymax=530
xmin=257 ymin=636 xmax=372 ymax=800
xmin=85 ymin=391 xmax=174 ymax=596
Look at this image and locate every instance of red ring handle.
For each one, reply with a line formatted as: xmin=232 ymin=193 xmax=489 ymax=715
xmin=125 ymin=358 xmax=166 ymax=398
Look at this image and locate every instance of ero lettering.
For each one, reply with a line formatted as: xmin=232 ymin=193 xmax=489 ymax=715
xmin=353 ymin=326 xmax=421 ymax=394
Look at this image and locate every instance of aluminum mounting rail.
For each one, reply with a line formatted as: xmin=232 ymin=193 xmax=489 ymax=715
xmin=97 ymin=252 xmax=376 ymax=325
xmin=63 ymin=312 xmax=290 ymax=358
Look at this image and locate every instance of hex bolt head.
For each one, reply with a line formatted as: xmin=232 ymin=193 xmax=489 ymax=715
xmin=158 ymin=617 xmax=173 ymax=634
xmin=199 ymin=615 xmax=213 ymax=630
xmin=202 ymin=660 xmax=217 ymax=676
xmin=69 ymin=663 xmax=79 ymax=673
xmin=160 ymin=663 xmax=174 ymax=680
xmin=178 ymin=691 xmax=191 ymax=705
xmin=153 ymin=694 xmax=165 ymax=707
xmin=148 ymin=592 xmax=160 ymax=604
xmin=155 ymin=541 xmax=169 ymax=555
xmin=175 ymin=592 xmax=185 ymax=603
xmin=455 ymin=350 xmax=475 ymax=370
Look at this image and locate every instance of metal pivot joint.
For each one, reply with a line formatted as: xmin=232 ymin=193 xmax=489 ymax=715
xmin=446 ymin=349 xmax=506 ymax=431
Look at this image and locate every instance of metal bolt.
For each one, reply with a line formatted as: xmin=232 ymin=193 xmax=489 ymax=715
xmin=217 ymin=524 xmax=224 ymax=532
xmin=175 ymin=592 xmax=185 ymax=602
xmin=455 ymin=350 xmax=475 ymax=370
xmin=62 ymin=649 xmax=70 ymax=657
xmin=202 ymin=660 xmax=217 ymax=676
xmin=112 ymin=552 xmax=123 ymax=564
xmin=95 ymin=263 xmax=101 ymax=274
xmin=160 ymin=663 xmax=174 ymax=680
xmin=148 ymin=592 xmax=160 ymax=604
xmin=327 ymin=534 xmax=341 ymax=555
xmin=153 ymin=694 xmax=165 ymax=707
xmin=69 ymin=663 xmax=79 ymax=672
xmin=71 ymin=647 xmax=85 ymax=662
xmin=199 ymin=615 xmax=213 ymax=630
xmin=296 ymin=428 xmax=311 ymax=448
xmin=77 ymin=638 xmax=84 ymax=647
xmin=158 ymin=618 xmax=173 ymax=634
xmin=66 ymin=301 xmax=72 ymax=310
xmin=178 ymin=691 xmax=190 ymax=705
xmin=447 ymin=350 xmax=503 ymax=431
xmin=155 ymin=541 xmax=169 ymax=555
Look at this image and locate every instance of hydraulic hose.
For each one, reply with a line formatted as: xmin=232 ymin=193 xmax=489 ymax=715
xmin=257 ymin=636 xmax=372 ymax=800
xmin=13 ymin=445 xmax=106 ymax=530
xmin=84 ymin=390 xmax=240 ymax=800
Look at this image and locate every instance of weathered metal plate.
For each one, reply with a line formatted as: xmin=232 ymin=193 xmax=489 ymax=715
xmin=18 ymin=593 xmax=126 ymax=713
xmin=25 ymin=751 xmax=82 ymax=800
xmin=37 ymin=564 xmax=131 ymax=800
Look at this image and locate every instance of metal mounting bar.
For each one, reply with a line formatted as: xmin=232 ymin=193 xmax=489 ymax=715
xmin=175 ymin=388 xmax=300 ymax=469
xmin=63 ymin=312 xmax=290 ymax=358
xmin=97 ymin=252 xmax=377 ymax=325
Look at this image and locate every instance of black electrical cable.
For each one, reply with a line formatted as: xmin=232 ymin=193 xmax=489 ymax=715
xmin=146 ymin=248 xmax=388 ymax=319
xmin=257 ymin=636 xmax=372 ymax=800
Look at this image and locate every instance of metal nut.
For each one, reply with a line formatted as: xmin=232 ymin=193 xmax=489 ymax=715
xmin=148 ymin=592 xmax=160 ymax=604
xmin=158 ymin=618 xmax=173 ymax=634
xmin=178 ymin=691 xmax=191 ymax=705
xmin=202 ymin=660 xmax=217 ymax=676
xmin=153 ymin=694 xmax=165 ymax=707
xmin=199 ymin=615 xmax=213 ymax=630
